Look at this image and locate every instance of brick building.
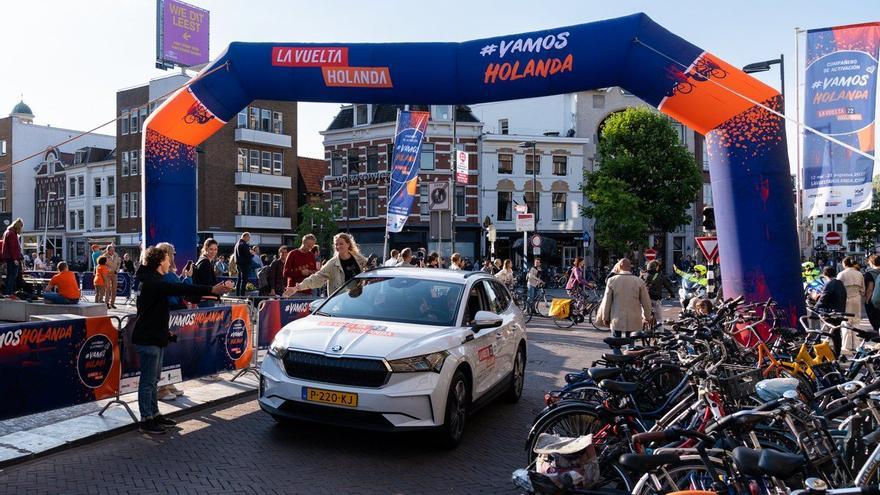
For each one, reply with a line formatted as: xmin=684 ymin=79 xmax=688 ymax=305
xmin=115 ymin=75 xmax=299 ymax=256
xmin=320 ymin=105 xmax=483 ymax=259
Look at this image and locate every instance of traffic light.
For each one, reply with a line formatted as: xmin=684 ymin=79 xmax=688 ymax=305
xmin=702 ymin=206 xmax=716 ymax=232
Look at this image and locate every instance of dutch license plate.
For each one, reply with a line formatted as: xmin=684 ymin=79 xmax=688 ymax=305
xmin=302 ymin=387 xmax=358 ymax=408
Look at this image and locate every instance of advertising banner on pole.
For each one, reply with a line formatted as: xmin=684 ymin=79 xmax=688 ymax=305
xmin=386 ymin=111 xmax=430 ymax=233
xmin=121 ymin=304 xmax=253 ymax=393
xmin=455 ymin=150 xmax=469 ymax=184
xmin=0 ymin=317 xmax=119 ymax=421
xmin=257 ymin=298 xmax=315 ymax=349
xmin=803 ymin=22 xmax=880 ymax=217
xmin=157 ymin=0 xmax=210 ymax=69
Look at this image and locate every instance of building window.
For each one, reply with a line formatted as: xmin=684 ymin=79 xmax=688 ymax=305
xmin=367 ymin=188 xmax=378 ymax=217
xmin=701 ymin=140 xmax=710 ymax=171
xmin=78 ymin=210 xmax=84 ymax=230
xmin=237 ymin=110 xmax=247 ymax=129
xmin=0 ymin=140 xmax=6 ymax=156
xmin=139 ymin=107 xmax=147 ymax=131
xmin=249 ymin=150 xmax=260 ymax=173
xmin=419 ymin=183 xmax=429 ymax=219
xmin=121 ymin=151 xmax=129 ymax=176
xmin=669 ymin=118 xmax=686 ymax=145
xmin=107 ymin=176 xmax=115 ymax=196
xmin=249 ymin=192 xmax=259 ymax=216
xmin=498 ymin=153 xmax=513 ymax=174
xmin=348 ymin=190 xmax=359 ymax=219
xmin=107 ymin=205 xmax=115 ymax=229
xmin=273 ymin=153 xmax=282 ymax=175
xmin=248 ymin=107 xmax=259 ymax=130
xmin=272 ymin=111 xmax=283 ymax=134
xmin=262 ymin=193 xmax=271 ymax=216
xmin=455 ymin=187 xmax=465 ymax=217
xmin=498 ymin=119 xmax=509 ymax=135
xmin=130 ymin=150 xmax=139 ymax=175
xmin=525 ymin=191 xmax=540 ymax=222
xmin=347 ymin=148 xmax=360 ymax=175
xmin=525 ymin=153 xmax=539 ymax=175
xmin=331 ymin=191 xmax=344 ymax=219
xmin=261 ymin=151 xmax=272 ymax=174
xmin=130 ymin=192 xmax=139 ymax=217
xmin=552 ymin=193 xmax=567 ymax=221
xmin=552 ymin=155 xmax=567 ymax=176
xmin=121 ymin=110 xmax=129 ymax=135
xmin=68 ymin=177 xmax=76 ymax=197
xmin=94 ymin=177 xmax=102 ymax=198
xmin=592 ymin=94 xmax=605 ymax=109
xmin=272 ymin=194 xmax=283 ymax=217
xmin=94 ymin=206 xmax=102 ymax=229
xmin=121 ymin=193 xmax=129 ymax=218
xmin=702 ymin=183 xmax=713 ymax=206
xmin=354 ymin=104 xmax=369 ymax=126
xmin=130 ymin=111 xmax=139 ymax=134
xmin=70 ymin=211 xmax=77 ymax=229
xmin=432 ymin=105 xmax=452 ymax=121
xmin=237 ymin=148 xmax=248 ymax=171
xmin=366 ymin=146 xmax=379 ymax=173
xmin=420 ymin=143 xmax=435 ymax=171
xmin=331 ymin=152 xmax=343 ymax=176
xmin=497 ymin=191 xmax=512 ymax=221
xmin=237 ymin=191 xmax=247 ymax=215
xmin=77 ymin=176 xmax=84 ymax=197
xmin=817 ymin=223 xmax=824 ymax=233
xmin=260 ymin=109 xmax=271 ymax=132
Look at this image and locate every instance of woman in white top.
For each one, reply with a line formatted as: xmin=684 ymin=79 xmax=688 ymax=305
xmin=495 ymin=259 xmax=514 ymax=287
xmin=448 ymin=253 xmax=463 ymax=271
xmin=837 ymin=256 xmax=865 ymax=352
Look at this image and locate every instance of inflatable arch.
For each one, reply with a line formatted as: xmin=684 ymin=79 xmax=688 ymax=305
xmin=144 ymin=12 xmax=803 ymax=315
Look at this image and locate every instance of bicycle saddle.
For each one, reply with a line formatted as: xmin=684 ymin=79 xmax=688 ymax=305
xmin=587 ymin=367 xmax=622 ymax=382
xmin=618 ymin=453 xmax=681 ymax=473
xmin=601 ymin=353 xmax=638 ymax=365
xmin=603 ymin=337 xmax=633 ymax=347
xmin=758 ymin=449 xmax=804 ymax=479
xmin=624 ymin=348 xmax=651 ymax=358
xmin=731 ymin=446 xmax=763 ymax=477
xmin=598 ymin=379 xmax=639 ymax=394
xmin=854 ymin=328 xmax=880 ymax=342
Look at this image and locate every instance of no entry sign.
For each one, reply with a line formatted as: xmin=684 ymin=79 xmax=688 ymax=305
xmin=825 ymin=231 xmax=842 ymax=245
xmin=644 ymin=248 xmax=657 ymax=261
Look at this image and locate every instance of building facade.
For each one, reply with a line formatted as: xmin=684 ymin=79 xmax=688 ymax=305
xmin=65 ymin=147 xmax=116 ymax=270
xmin=576 ymin=88 xmax=712 ymax=273
xmin=33 ymin=147 xmax=72 ymax=262
xmin=321 ymin=104 xmax=483 ymax=259
xmin=115 ymin=75 xmax=299 ymax=256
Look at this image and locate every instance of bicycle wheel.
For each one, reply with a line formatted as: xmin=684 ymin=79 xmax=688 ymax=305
xmin=553 ymin=314 xmax=575 ymax=329
xmin=524 ymin=304 xmax=533 ymax=324
xmin=586 ymin=303 xmax=601 ymax=330
xmin=631 ymin=457 xmax=731 ymax=495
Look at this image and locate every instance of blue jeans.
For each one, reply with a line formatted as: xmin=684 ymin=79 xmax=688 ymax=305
xmin=43 ymin=291 xmax=78 ymax=304
xmin=4 ymin=261 xmax=18 ymax=295
xmin=136 ymin=345 xmax=164 ymax=421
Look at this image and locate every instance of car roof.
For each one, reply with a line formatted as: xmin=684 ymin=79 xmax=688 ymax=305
xmin=357 ymin=266 xmax=492 ymax=284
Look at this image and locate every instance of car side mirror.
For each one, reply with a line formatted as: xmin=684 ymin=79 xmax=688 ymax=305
xmin=472 ymin=310 xmax=502 ymax=332
xmin=308 ymin=299 xmax=326 ymax=313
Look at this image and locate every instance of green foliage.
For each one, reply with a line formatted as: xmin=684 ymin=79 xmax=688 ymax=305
xmin=844 ymin=179 xmax=880 ymax=248
xmin=296 ymin=201 xmax=341 ymax=256
xmin=582 ymin=107 xmax=702 ymax=253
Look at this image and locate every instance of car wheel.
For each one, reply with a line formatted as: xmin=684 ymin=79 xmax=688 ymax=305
xmin=436 ymin=369 xmax=469 ymax=449
xmin=503 ymin=344 xmax=526 ymax=403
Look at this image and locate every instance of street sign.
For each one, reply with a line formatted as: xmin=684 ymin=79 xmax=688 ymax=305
xmin=825 ymin=231 xmax=842 ymax=245
xmin=455 ymin=150 xmax=469 ymax=185
xmin=530 ymin=235 xmax=542 ymax=248
xmin=515 ymin=213 xmax=535 ymax=232
xmin=532 ymin=247 xmax=540 ymax=255
xmin=644 ymin=248 xmax=657 ymax=262
xmin=695 ymin=236 xmax=719 ymax=263
xmin=428 ymin=182 xmax=450 ymax=211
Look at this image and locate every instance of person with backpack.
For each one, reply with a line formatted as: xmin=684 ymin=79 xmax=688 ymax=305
xmin=864 ymin=255 xmax=880 ymax=331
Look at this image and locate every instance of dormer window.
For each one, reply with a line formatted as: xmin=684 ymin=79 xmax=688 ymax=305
xmin=432 ymin=105 xmax=452 ymax=121
xmin=354 ymin=104 xmax=370 ymax=126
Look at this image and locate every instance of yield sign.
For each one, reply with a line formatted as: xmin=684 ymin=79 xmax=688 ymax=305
xmin=695 ymin=236 xmax=719 ymax=263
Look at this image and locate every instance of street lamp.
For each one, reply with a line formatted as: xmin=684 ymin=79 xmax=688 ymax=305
xmin=518 ymin=140 xmax=538 ymax=267
xmin=43 ymin=191 xmax=56 ymax=257
xmin=742 ymin=55 xmax=785 ymax=104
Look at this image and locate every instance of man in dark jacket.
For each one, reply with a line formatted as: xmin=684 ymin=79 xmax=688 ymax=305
xmin=267 ymin=246 xmax=289 ymax=296
xmin=191 ymin=238 xmax=219 ymax=307
xmin=641 ymin=260 xmax=675 ymax=322
xmin=233 ymin=232 xmax=253 ymax=296
xmin=816 ymin=266 xmax=847 ymax=314
xmin=132 ymin=246 xmax=232 ymax=434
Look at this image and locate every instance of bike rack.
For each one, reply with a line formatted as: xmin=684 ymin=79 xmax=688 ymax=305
xmin=98 ymin=314 xmax=139 ymax=423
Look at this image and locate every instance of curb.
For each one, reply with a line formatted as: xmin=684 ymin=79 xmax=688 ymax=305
xmin=0 ymin=387 xmax=257 ymax=470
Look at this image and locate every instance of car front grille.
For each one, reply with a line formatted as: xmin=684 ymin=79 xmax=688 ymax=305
xmin=282 ymin=350 xmax=390 ymax=388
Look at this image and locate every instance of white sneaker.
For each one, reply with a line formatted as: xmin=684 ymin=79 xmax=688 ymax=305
xmin=169 ymin=384 xmax=184 ymax=397
xmin=159 ymin=391 xmax=177 ymax=401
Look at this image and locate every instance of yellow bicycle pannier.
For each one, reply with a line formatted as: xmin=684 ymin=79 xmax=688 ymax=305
xmin=549 ymin=298 xmax=572 ymax=319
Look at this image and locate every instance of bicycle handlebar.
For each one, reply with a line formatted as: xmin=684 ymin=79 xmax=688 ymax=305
xmin=824 ymin=379 xmax=880 ymax=420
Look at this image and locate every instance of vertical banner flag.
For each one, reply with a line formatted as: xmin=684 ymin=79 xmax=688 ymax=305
xmin=455 ymin=150 xmax=469 ymax=185
xmin=803 ymin=22 xmax=880 ymax=217
xmin=386 ymin=111 xmax=430 ymax=233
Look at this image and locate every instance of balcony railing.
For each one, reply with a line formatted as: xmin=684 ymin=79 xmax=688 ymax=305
xmin=234 ymin=215 xmax=291 ymax=230
xmin=234 ymin=128 xmax=292 ymax=148
xmin=234 ymin=172 xmax=291 ymax=189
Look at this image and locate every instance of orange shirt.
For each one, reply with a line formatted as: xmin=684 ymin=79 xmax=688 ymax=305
xmin=50 ymin=271 xmax=80 ymax=300
xmin=94 ymin=265 xmax=109 ymax=287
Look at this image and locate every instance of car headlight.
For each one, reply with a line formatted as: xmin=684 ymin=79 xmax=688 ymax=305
xmin=387 ymin=351 xmax=449 ymax=373
xmin=268 ymin=338 xmax=288 ymax=359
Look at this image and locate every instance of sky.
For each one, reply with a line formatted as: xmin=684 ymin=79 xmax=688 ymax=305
xmin=1 ymin=0 xmax=877 ymax=166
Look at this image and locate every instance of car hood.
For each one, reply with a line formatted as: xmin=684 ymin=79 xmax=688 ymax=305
xmin=276 ymin=315 xmax=470 ymax=360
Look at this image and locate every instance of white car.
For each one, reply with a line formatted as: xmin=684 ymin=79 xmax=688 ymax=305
xmin=259 ymin=266 xmax=527 ymax=447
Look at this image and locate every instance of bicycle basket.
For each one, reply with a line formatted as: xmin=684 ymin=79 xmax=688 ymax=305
xmin=549 ymin=298 xmax=572 ymax=319
xmin=717 ymin=364 xmax=765 ymax=400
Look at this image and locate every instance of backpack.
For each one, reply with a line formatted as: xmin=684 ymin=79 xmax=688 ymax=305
xmin=256 ymin=265 xmax=271 ymax=291
xmin=869 ymin=269 xmax=880 ymax=310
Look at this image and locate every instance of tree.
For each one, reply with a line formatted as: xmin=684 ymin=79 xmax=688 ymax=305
xmin=583 ymin=107 xmax=701 ymax=255
xmin=844 ymin=177 xmax=880 ymax=250
xmin=296 ymin=200 xmax=341 ymax=257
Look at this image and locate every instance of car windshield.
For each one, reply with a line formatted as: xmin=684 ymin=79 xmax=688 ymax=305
xmin=317 ymin=277 xmax=465 ymax=327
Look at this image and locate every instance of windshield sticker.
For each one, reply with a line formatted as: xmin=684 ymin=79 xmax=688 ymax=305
xmin=318 ymin=321 xmax=394 ymax=337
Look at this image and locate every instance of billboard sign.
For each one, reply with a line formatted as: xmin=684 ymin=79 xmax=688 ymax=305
xmin=455 ymin=150 xmax=469 ymax=184
xmin=157 ymin=0 xmax=210 ymax=69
